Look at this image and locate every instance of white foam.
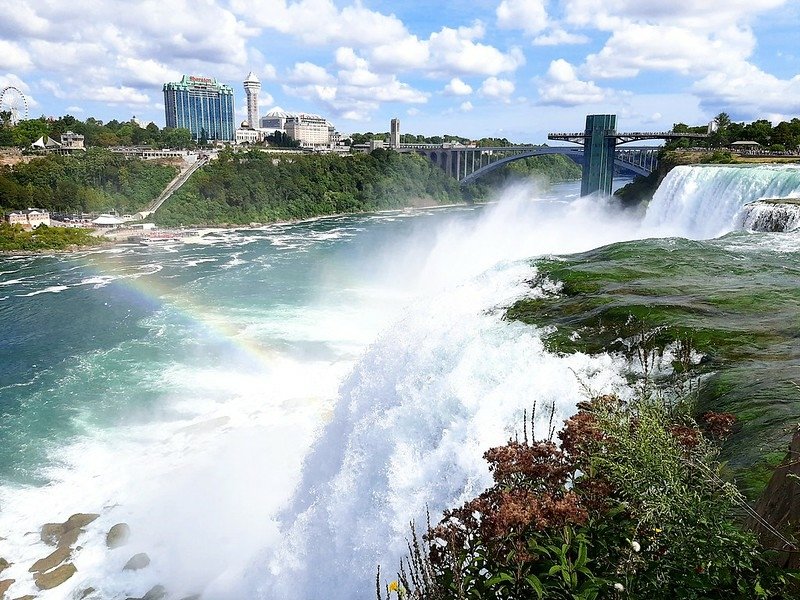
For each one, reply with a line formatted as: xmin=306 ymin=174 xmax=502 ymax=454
xmin=16 ymin=285 xmax=69 ymax=297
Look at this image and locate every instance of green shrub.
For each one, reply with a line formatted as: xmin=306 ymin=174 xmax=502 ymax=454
xmin=383 ymin=392 xmax=798 ymax=599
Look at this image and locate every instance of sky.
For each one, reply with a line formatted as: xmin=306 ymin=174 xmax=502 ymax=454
xmin=1 ymin=0 xmax=799 ymax=142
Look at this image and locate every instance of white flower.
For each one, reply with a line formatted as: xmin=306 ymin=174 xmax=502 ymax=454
xmin=614 ymin=582 xmax=625 ymax=591
xmin=631 ymin=540 xmax=641 ymax=552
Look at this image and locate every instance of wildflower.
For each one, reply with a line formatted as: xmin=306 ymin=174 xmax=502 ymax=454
xmin=631 ymin=540 xmax=641 ymax=552
xmin=614 ymin=582 xmax=625 ymax=591
xmin=388 ymin=580 xmax=400 ymax=593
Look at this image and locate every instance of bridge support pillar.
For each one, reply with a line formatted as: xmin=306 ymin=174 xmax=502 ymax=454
xmin=581 ymin=114 xmax=617 ymax=197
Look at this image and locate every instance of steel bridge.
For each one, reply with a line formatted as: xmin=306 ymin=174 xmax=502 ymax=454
xmin=548 ymin=114 xmax=707 ymax=196
xmin=399 ymin=144 xmax=660 ymax=186
xmin=397 ymin=114 xmax=707 ymax=196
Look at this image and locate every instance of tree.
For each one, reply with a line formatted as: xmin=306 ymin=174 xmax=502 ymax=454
xmin=714 ymin=112 xmax=732 ymax=130
xmin=199 ymin=127 xmax=209 ymax=146
xmin=162 ymin=127 xmax=193 ymax=149
xmin=266 ymin=131 xmax=300 ymax=148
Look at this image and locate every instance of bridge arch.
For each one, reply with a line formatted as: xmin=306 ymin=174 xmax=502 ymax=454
xmin=457 ymin=147 xmax=651 ymax=186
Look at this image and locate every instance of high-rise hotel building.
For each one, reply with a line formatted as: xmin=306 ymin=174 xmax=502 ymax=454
xmin=243 ymin=72 xmax=261 ymax=128
xmin=163 ymin=75 xmax=235 ymax=142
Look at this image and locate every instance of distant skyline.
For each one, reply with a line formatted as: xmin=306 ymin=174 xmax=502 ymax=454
xmin=1 ymin=0 xmax=799 ymax=142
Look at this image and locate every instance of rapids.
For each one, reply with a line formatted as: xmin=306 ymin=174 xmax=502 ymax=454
xmin=0 ymin=164 xmax=799 ymax=599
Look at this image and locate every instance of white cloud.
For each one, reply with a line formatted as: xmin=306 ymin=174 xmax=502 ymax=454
xmin=427 ymin=25 xmax=525 ymax=76
xmin=0 ymin=40 xmax=32 ymax=71
xmin=532 ymin=29 xmax=589 ymax=46
xmin=443 ymin=78 xmax=473 ymax=96
xmin=583 ymin=24 xmax=753 ymax=79
xmin=233 ymin=0 xmax=407 ymax=46
xmin=262 ymin=64 xmax=277 ymax=80
xmin=117 ymin=58 xmax=182 ymax=87
xmin=537 ymin=59 xmax=609 ymax=106
xmin=0 ymin=0 xmax=255 ymax=117
xmin=94 ymin=86 xmax=151 ymax=105
xmin=370 ymin=36 xmax=430 ymax=71
xmin=460 ymin=101 xmax=474 ymax=112
xmin=0 ymin=74 xmax=32 ymax=94
xmin=556 ymin=0 xmax=798 ymax=118
xmin=479 ymin=77 xmax=515 ymax=101
xmin=287 ymin=62 xmax=335 ymax=85
xmin=66 ymin=105 xmax=85 ymax=113
xmin=335 ymin=48 xmax=368 ymax=71
xmin=496 ymin=0 xmax=548 ymax=34
xmin=693 ymin=62 xmax=800 ymax=117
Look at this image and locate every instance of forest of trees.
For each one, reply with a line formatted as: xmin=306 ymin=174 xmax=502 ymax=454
xmin=0 ymin=113 xmax=194 ymax=149
xmin=670 ymin=112 xmax=800 ymax=152
xmin=464 ymin=154 xmax=582 ymax=200
xmin=0 ymin=149 xmax=177 ymax=214
xmin=153 ymin=148 xmax=463 ymax=226
xmin=346 ymin=131 xmax=518 ymax=147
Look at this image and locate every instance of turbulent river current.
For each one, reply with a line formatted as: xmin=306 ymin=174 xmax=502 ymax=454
xmin=2 ymin=165 xmax=800 ymax=599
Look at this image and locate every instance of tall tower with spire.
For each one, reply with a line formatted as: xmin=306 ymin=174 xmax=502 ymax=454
xmin=243 ymin=71 xmax=261 ymax=128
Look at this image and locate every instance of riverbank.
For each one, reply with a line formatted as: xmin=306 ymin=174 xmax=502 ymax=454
xmin=0 ymin=201 xmax=477 ymax=256
xmin=0 ymin=223 xmax=109 ymax=254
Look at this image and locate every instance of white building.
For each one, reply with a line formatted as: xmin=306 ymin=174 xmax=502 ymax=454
xmin=235 ymin=121 xmax=264 ymax=145
xmin=261 ymin=108 xmax=337 ymax=148
xmin=5 ymin=208 xmax=50 ymax=229
xmin=60 ymin=131 xmax=85 ymax=151
xmin=243 ymin=72 xmax=261 ymax=129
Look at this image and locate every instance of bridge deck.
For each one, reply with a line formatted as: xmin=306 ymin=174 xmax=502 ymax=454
xmin=548 ymin=131 xmax=709 ymax=144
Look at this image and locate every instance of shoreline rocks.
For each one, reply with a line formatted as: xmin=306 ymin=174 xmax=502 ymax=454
xmin=40 ymin=513 xmax=99 ymax=547
xmin=33 ymin=563 xmax=77 ymax=590
xmin=123 ymin=553 xmax=150 ymax=571
xmin=106 ymin=523 xmax=131 ymax=549
xmin=29 ymin=545 xmax=71 ymax=574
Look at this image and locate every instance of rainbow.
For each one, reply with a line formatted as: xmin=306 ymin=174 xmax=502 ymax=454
xmin=74 ymin=245 xmax=279 ymax=369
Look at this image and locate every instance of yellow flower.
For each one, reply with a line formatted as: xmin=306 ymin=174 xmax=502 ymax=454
xmin=388 ymin=581 xmax=400 ymax=593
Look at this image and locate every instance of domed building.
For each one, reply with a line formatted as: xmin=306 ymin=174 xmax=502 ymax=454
xmin=260 ymin=107 xmax=338 ymax=149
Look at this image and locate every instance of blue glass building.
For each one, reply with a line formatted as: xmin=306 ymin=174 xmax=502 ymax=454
xmin=163 ymin=75 xmax=235 ymax=142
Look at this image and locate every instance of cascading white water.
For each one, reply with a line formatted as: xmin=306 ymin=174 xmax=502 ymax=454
xmin=642 ymin=164 xmax=800 ymax=238
xmin=739 ymin=201 xmax=800 ymax=232
xmin=222 ymin=263 xmax=629 ymax=600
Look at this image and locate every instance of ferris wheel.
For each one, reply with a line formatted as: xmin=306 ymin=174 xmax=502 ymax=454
xmin=0 ymin=86 xmax=29 ymax=125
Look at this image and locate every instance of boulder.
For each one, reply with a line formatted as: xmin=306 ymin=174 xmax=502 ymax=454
xmin=34 ymin=563 xmax=77 ymax=590
xmin=749 ymin=427 xmax=800 ymax=567
xmin=40 ymin=513 xmax=98 ymax=547
xmin=0 ymin=557 xmax=9 ymax=575
xmin=40 ymin=523 xmax=63 ymax=546
xmin=29 ymin=546 xmax=70 ymax=573
xmin=106 ymin=523 xmax=131 ymax=549
xmin=122 ymin=553 xmax=150 ymax=571
xmin=63 ymin=514 xmax=99 ymax=531
xmin=0 ymin=579 xmax=14 ymax=596
xmin=76 ymin=588 xmax=96 ymax=599
xmin=58 ymin=528 xmax=82 ymax=548
xmin=12 ymin=596 xmax=37 ymax=600
xmin=142 ymin=585 xmax=167 ymax=600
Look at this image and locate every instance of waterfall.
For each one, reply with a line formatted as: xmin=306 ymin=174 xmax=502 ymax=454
xmin=642 ymin=164 xmax=800 ymax=238
xmin=739 ymin=200 xmax=800 ymax=232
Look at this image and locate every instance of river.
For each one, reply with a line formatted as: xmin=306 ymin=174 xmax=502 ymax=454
xmin=1 ymin=167 xmax=800 ymax=599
